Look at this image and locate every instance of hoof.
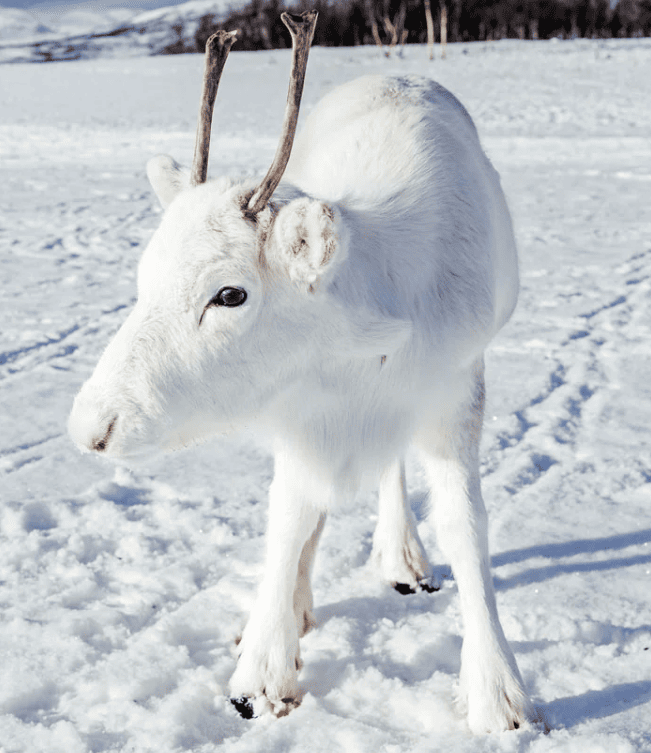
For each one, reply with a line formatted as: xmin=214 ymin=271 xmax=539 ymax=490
xmin=394 ymin=582 xmax=416 ymax=595
xmin=393 ymin=578 xmax=441 ymax=595
xmin=230 ymin=696 xmax=256 ymax=720
xmin=230 ymin=694 xmax=300 ymax=719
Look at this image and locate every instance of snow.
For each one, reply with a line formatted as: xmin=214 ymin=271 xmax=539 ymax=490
xmin=0 ymin=0 xmax=240 ymax=63
xmin=0 ymin=4 xmax=133 ymax=42
xmin=129 ymin=0 xmax=234 ymax=26
xmin=1 ymin=38 xmax=651 ymax=752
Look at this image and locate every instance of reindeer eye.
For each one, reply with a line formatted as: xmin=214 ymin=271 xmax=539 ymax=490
xmin=211 ymin=287 xmax=248 ymax=308
xmin=200 ymin=286 xmax=248 ymax=325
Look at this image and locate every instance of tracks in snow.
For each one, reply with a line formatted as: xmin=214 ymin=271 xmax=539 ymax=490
xmin=0 ymin=171 xmax=157 ymax=383
xmin=0 ymin=169 xmax=159 ymax=489
xmin=485 ymin=246 xmax=651 ymax=497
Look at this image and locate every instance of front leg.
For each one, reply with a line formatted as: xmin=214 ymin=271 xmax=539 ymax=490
xmin=416 ymin=362 xmax=536 ymax=733
xmin=230 ymin=452 xmax=323 ymax=718
xmin=294 ymin=512 xmax=326 ymax=637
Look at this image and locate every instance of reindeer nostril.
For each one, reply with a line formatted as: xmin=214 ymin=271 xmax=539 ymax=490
xmin=92 ymin=417 xmax=117 ymax=452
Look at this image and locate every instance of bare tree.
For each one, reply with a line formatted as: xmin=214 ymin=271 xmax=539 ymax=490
xmin=365 ymin=0 xmax=384 ymax=50
xmin=424 ymin=0 xmax=435 ymax=58
xmin=383 ymin=3 xmax=408 ymax=55
xmin=440 ymin=2 xmax=448 ymax=58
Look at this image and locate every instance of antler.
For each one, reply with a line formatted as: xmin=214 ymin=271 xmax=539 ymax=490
xmin=247 ymin=11 xmax=318 ymax=215
xmin=190 ymin=29 xmax=239 ymax=187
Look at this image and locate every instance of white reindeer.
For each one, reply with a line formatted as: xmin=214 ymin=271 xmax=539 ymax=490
xmin=69 ymin=12 xmax=539 ymax=733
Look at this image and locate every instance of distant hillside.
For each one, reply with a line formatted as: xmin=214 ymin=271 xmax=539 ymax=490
xmin=0 ymin=5 xmax=136 ymax=43
xmin=0 ymin=6 xmax=49 ymax=40
xmin=0 ymin=0 xmax=239 ymax=63
xmin=2 ymin=0 xmax=649 ymax=64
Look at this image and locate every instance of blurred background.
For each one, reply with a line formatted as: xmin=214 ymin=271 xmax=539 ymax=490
xmin=1 ymin=0 xmax=650 ymax=64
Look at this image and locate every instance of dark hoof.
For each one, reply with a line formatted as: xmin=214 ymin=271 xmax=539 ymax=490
xmin=394 ymin=579 xmax=440 ymax=595
xmin=393 ymin=582 xmax=416 ymax=595
xmin=231 ymin=696 xmax=256 ymax=719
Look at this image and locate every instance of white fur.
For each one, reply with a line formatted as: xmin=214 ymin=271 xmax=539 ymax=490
xmin=69 ymin=75 xmax=537 ymax=732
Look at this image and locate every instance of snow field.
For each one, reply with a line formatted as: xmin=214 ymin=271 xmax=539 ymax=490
xmin=1 ymin=38 xmax=651 ymax=752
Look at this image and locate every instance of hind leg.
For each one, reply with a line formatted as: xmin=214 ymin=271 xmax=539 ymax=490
xmin=371 ymin=457 xmax=438 ymax=593
xmin=416 ymin=361 xmax=533 ymax=733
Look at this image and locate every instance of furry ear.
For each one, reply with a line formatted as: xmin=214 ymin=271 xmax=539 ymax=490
xmin=146 ymin=155 xmax=189 ymax=209
xmin=270 ymin=198 xmax=348 ymax=292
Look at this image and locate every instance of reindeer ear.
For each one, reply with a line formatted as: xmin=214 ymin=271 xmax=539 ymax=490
xmin=271 ymin=198 xmax=348 ymax=292
xmin=147 ymin=155 xmax=189 ymax=209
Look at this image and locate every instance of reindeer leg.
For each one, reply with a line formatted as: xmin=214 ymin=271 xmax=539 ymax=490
xmin=294 ymin=512 xmax=326 ymax=638
xmin=416 ymin=361 xmax=534 ymax=733
xmin=371 ymin=457 xmax=438 ymax=593
xmin=230 ymin=450 xmax=324 ymax=718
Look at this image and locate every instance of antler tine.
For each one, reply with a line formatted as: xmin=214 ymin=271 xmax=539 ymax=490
xmin=247 ymin=11 xmax=318 ymax=215
xmin=190 ymin=29 xmax=239 ymax=187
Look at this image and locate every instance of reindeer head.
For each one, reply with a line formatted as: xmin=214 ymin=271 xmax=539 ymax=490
xmin=68 ymin=12 xmax=411 ymax=459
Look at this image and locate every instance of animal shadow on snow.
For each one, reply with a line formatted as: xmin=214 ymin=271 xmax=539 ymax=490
xmin=544 ymin=681 xmax=651 ymax=729
xmin=98 ymin=480 xmax=149 ymax=508
xmin=494 ymin=528 xmax=651 ymax=729
xmin=305 ymin=488 xmax=457 ymax=700
xmin=491 ymin=528 xmax=651 ymax=591
xmin=305 ymin=590 xmax=460 ymax=699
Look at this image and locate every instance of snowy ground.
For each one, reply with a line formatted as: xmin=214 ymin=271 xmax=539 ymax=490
xmin=1 ymin=38 xmax=651 ymax=753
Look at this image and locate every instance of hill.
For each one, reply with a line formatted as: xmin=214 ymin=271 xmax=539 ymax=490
xmin=0 ymin=0 xmax=237 ymax=63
